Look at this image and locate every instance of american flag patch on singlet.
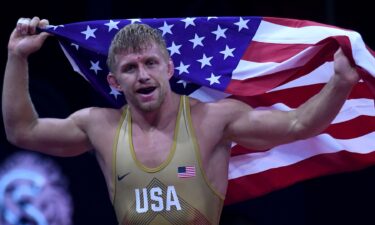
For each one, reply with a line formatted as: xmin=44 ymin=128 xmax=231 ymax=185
xmin=177 ymin=166 xmax=196 ymax=178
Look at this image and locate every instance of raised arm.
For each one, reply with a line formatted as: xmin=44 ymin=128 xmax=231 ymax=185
xmin=2 ymin=17 xmax=92 ymax=156
xmin=224 ymin=48 xmax=360 ymax=150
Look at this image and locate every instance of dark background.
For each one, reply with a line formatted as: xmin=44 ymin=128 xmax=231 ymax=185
xmin=0 ymin=0 xmax=374 ymax=224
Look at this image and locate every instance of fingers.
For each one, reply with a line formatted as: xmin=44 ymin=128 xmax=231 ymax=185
xmin=16 ymin=17 xmax=31 ymax=35
xmin=333 ymin=47 xmax=344 ymax=61
xmin=16 ymin=16 xmax=49 ymax=35
xmin=39 ymin=19 xmax=50 ymax=29
xmin=334 ymin=47 xmax=344 ymax=57
xmin=29 ymin=17 xmax=40 ymax=34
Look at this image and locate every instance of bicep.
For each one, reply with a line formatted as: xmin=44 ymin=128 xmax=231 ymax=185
xmin=15 ymin=113 xmax=92 ymax=156
xmin=226 ymin=108 xmax=298 ymax=150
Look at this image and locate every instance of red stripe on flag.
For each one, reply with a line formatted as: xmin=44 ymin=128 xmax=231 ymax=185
xmin=227 ymin=38 xmax=340 ymax=95
xmin=232 ymin=82 xmax=373 ymax=108
xmin=230 ymin=115 xmax=375 ymax=157
xmin=225 ymin=150 xmax=375 ymax=205
xmin=242 ymin=41 xmax=313 ymax=63
xmin=263 ymin=17 xmax=342 ymax=29
xmin=324 ymin=116 xmax=375 ymax=139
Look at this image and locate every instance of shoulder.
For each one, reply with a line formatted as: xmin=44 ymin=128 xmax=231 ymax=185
xmin=188 ymin=96 xmax=253 ymax=127
xmin=189 ymin=97 xmax=252 ymax=117
xmin=69 ymin=106 xmax=124 ymax=127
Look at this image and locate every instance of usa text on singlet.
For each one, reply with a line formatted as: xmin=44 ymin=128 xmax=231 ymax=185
xmin=112 ymin=96 xmax=224 ymax=225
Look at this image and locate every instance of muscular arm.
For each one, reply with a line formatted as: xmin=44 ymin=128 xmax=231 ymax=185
xmin=2 ymin=17 xmax=92 ymax=156
xmin=224 ymin=49 xmax=360 ymax=150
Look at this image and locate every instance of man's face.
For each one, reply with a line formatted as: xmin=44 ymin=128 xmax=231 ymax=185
xmin=110 ymin=42 xmax=173 ymax=112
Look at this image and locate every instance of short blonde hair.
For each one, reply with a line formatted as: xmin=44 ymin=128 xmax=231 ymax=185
xmin=107 ymin=23 xmax=169 ymax=72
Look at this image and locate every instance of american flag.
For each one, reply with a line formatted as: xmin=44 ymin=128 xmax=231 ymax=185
xmin=43 ymin=16 xmax=375 ymax=205
xmin=177 ymin=166 xmax=196 ymax=178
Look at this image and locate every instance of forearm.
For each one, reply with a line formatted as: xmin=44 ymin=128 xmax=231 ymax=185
xmin=293 ymin=73 xmax=355 ymax=139
xmin=2 ymin=53 xmax=39 ymax=143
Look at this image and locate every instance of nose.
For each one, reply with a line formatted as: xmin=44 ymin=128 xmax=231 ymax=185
xmin=137 ymin=65 xmax=150 ymax=83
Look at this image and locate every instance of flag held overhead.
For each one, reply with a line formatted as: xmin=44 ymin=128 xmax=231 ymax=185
xmin=43 ymin=16 xmax=375 ymax=204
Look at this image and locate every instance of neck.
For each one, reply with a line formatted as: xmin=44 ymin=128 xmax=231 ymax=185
xmin=130 ymin=93 xmax=181 ymax=131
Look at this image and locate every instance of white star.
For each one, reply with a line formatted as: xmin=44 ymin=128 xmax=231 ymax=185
xmin=105 ymin=20 xmax=120 ymax=32
xmin=159 ymin=22 xmax=174 ymax=36
xmin=207 ymin=17 xmax=218 ymax=20
xmin=189 ymin=34 xmax=205 ymax=49
xmin=197 ymin=54 xmax=213 ymax=68
xmin=177 ymin=80 xmax=189 ymax=88
xmin=181 ymin=17 xmax=196 ymax=28
xmin=167 ymin=42 xmax=182 ymax=56
xmin=46 ymin=25 xmax=56 ymax=30
xmin=211 ymin=25 xmax=227 ymax=40
xmin=220 ymin=45 xmax=235 ymax=59
xmin=206 ymin=73 xmax=221 ymax=85
xmin=128 ymin=18 xmax=141 ymax=24
xmin=175 ymin=62 xmax=190 ymax=75
xmin=71 ymin=43 xmax=79 ymax=50
xmin=47 ymin=24 xmax=64 ymax=30
xmin=90 ymin=60 xmax=102 ymax=74
xmin=81 ymin=25 xmax=97 ymax=40
xmin=109 ymin=86 xmax=122 ymax=99
xmin=234 ymin=17 xmax=250 ymax=31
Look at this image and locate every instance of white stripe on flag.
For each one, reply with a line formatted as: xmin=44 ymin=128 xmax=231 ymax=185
xmin=254 ymin=20 xmax=359 ymax=44
xmin=232 ymin=45 xmax=324 ymax=80
xmin=255 ymin=99 xmax=375 ymax=124
xmin=254 ymin=20 xmax=375 ymax=75
xmin=228 ymin=131 xmax=375 ymax=179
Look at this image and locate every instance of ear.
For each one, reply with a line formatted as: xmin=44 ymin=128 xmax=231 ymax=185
xmin=167 ymin=58 xmax=174 ymax=79
xmin=107 ymin=73 xmax=122 ymax=91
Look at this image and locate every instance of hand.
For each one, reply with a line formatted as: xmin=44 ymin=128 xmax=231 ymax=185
xmin=333 ymin=48 xmax=360 ymax=87
xmin=8 ymin=17 xmax=51 ymax=58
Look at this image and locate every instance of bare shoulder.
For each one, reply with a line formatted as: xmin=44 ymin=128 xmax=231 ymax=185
xmin=188 ymin=97 xmax=253 ymax=137
xmin=68 ymin=106 xmax=125 ymax=153
xmin=187 ymin=97 xmax=254 ymax=156
xmin=69 ymin=106 xmax=124 ymax=129
xmin=189 ymin=97 xmax=252 ymax=118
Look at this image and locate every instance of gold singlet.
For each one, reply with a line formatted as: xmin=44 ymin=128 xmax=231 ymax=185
xmin=112 ymin=96 xmax=224 ymax=225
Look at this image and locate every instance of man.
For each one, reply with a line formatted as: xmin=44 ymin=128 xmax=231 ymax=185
xmin=2 ymin=16 xmax=359 ymax=224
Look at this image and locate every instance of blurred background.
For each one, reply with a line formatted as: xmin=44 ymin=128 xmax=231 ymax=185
xmin=0 ymin=0 xmax=374 ymax=224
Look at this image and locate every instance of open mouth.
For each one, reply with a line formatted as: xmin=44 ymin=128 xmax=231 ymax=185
xmin=136 ymin=87 xmax=156 ymax=95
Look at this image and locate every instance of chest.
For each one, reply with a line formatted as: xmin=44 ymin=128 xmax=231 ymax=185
xmin=132 ymin=126 xmax=176 ymax=168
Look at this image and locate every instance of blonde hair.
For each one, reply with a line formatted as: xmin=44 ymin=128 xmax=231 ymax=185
xmin=107 ymin=23 xmax=169 ymax=72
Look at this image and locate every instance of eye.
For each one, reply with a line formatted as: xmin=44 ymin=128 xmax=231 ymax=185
xmin=122 ymin=64 xmax=136 ymax=73
xmin=146 ymin=59 xmax=157 ymax=67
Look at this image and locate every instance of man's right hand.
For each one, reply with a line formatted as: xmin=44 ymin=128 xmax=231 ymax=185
xmin=8 ymin=17 xmax=50 ymax=58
